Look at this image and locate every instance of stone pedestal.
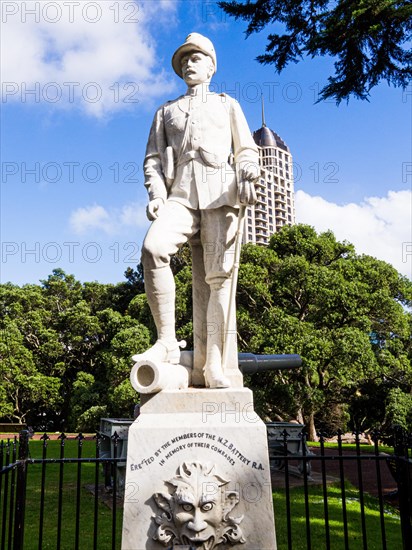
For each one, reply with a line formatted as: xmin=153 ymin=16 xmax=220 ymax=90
xmin=122 ymin=388 xmax=277 ymax=549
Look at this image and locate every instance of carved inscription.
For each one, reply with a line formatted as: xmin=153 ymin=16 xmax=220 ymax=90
xmin=128 ymin=432 xmax=264 ymax=471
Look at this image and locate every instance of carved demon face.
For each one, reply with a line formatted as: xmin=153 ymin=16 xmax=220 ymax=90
xmin=152 ymin=462 xmax=245 ymax=549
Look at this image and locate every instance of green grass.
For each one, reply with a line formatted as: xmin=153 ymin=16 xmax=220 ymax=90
xmin=273 ymin=483 xmax=402 ymax=550
xmin=308 ymin=442 xmax=394 ymax=454
xmin=2 ymin=439 xmax=123 ymax=549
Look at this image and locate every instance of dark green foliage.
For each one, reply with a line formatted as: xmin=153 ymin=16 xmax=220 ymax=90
xmin=237 ymin=224 xmax=412 ymax=438
xmin=0 ymin=268 xmax=150 ymax=431
xmin=385 ymin=387 xmax=412 ymax=430
xmin=219 ymin=0 xmax=412 ymax=102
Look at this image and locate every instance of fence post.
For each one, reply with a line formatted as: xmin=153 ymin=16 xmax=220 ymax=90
xmin=394 ymin=426 xmax=412 ymax=550
xmin=13 ymin=430 xmax=29 ymax=550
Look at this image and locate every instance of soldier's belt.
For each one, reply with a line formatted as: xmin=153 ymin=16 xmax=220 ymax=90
xmin=176 ymin=149 xmax=227 ymax=169
xmin=176 ymin=150 xmax=201 ymax=166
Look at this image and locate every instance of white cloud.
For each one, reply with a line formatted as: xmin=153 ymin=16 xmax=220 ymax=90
xmin=120 ymin=202 xmax=148 ymax=227
xmin=295 ymin=189 xmax=412 ymax=279
xmin=70 ymin=201 xmax=149 ymax=234
xmin=70 ymin=204 xmax=114 ymax=234
xmin=1 ymin=0 xmax=177 ymax=117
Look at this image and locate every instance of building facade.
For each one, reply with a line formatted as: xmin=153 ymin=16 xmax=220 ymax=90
xmin=243 ymin=123 xmax=295 ymax=245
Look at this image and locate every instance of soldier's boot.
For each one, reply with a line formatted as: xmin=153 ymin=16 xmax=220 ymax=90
xmin=203 ymin=284 xmax=231 ymax=389
xmin=131 ymin=266 xmax=185 ymax=364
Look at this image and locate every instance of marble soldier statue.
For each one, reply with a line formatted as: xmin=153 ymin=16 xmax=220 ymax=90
xmin=133 ymin=33 xmax=259 ymax=389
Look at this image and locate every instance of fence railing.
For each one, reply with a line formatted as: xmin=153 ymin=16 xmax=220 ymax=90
xmin=1 ymin=428 xmax=411 ymax=550
xmin=1 ymin=432 xmax=122 ymax=550
xmin=270 ymin=428 xmax=412 ymax=550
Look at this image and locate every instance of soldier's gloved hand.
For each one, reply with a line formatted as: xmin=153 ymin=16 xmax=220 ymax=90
xmin=238 ymin=179 xmax=257 ymax=205
xmin=241 ymin=164 xmax=260 ymax=183
xmin=238 ymin=163 xmax=259 ymax=205
xmin=146 ymin=198 xmax=164 ymax=221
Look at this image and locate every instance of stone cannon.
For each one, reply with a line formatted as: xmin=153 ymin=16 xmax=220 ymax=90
xmin=130 ymin=351 xmax=302 ymax=394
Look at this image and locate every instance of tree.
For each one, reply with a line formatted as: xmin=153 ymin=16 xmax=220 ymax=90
xmin=384 ymin=387 xmax=412 ymax=430
xmin=219 ymin=0 xmax=412 ymax=102
xmin=0 ymin=269 xmax=149 ymax=430
xmin=0 ymin=319 xmax=62 ymax=425
xmin=101 ymin=321 xmax=151 ymax=419
xmin=236 ymin=225 xmax=412 ymax=439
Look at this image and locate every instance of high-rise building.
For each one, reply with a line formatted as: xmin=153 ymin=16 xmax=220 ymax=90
xmin=243 ymin=117 xmax=295 ymax=245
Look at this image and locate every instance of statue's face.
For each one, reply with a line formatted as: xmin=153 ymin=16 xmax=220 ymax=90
xmin=172 ymin=485 xmax=223 ymax=547
xmin=181 ymin=51 xmax=214 ymax=85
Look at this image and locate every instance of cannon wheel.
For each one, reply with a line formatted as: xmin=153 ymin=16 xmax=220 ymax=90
xmin=298 ymin=459 xmax=312 ymax=476
xmin=271 ymin=458 xmax=285 ymax=471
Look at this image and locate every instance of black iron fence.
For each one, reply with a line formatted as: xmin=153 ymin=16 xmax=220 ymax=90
xmin=1 ymin=432 xmax=122 ymax=550
xmin=1 ymin=428 xmax=411 ymax=550
xmin=270 ymin=428 xmax=412 ymax=550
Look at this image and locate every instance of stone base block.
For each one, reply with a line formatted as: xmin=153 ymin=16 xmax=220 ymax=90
xmin=122 ymin=388 xmax=277 ymax=549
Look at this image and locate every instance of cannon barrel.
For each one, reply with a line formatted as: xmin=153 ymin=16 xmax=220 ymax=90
xmin=238 ymin=353 xmax=302 ymax=374
xmin=179 ymin=351 xmax=302 ymax=374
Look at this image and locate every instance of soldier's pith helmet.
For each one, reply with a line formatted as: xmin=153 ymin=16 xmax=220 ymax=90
xmin=172 ymin=33 xmax=217 ymax=78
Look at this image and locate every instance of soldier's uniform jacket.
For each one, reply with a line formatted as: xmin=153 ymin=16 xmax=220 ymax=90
xmin=144 ymin=92 xmax=259 ymax=210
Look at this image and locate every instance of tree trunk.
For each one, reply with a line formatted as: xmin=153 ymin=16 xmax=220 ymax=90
xmin=297 ymin=409 xmax=318 ymax=442
xmin=307 ymin=412 xmax=318 ymax=442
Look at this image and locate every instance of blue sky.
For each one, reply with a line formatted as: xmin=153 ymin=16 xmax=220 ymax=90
xmin=1 ymin=0 xmax=411 ymax=285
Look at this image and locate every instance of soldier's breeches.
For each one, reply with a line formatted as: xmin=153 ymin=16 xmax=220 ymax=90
xmin=141 ymin=200 xmax=237 ymax=284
